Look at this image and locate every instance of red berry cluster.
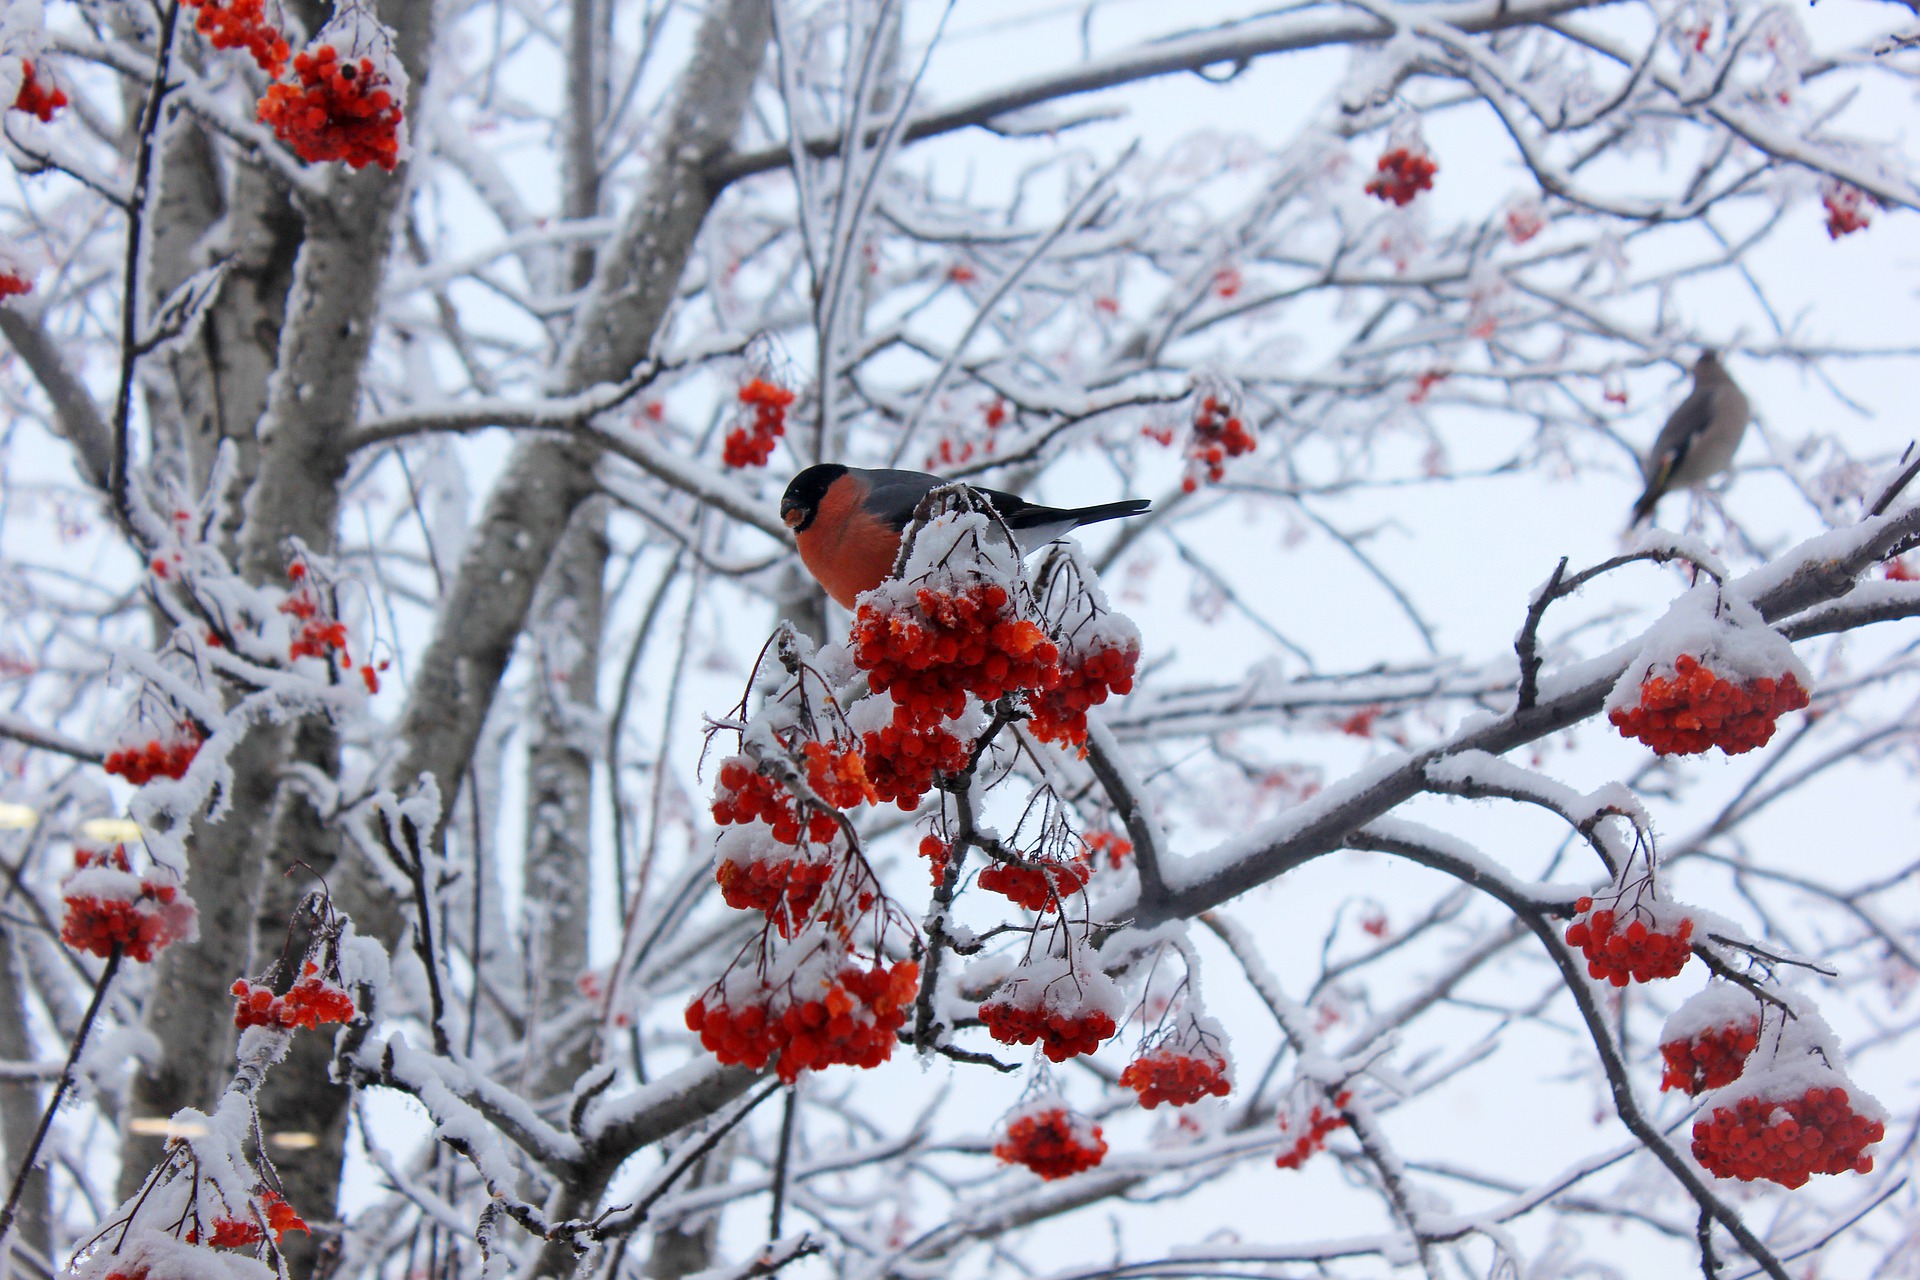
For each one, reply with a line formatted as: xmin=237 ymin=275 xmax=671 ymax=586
xmin=231 ymin=962 xmax=356 ymax=1030
xmin=188 ymin=1216 xmax=262 ymax=1249
xmin=917 ymin=834 xmax=953 ymax=886
xmin=12 ymin=59 xmax=65 ymax=122
xmin=281 ymin=562 xmax=351 ymax=662
xmin=723 ymin=378 xmax=796 ymax=468
xmin=1563 ymin=897 xmax=1693 ymax=986
xmin=979 ymin=998 xmax=1115 ymax=1063
xmin=711 ymin=755 xmax=841 ymax=845
xmin=976 ymin=857 xmax=1091 ymax=912
xmin=1120 ymin=1047 xmax=1232 ymax=1108
xmin=715 ymin=856 xmax=833 ymax=926
xmin=1365 ymin=147 xmax=1437 ymax=206
xmin=103 ymin=726 xmax=204 ymax=785
xmin=1083 ymin=830 xmax=1132 ymax=869
xmin=1822 ymin=182 xmax=1871 ymax=239
xmin=853 ymin=584 xmax=1059 ymax=725
xmin=993 ymin=1106 xmax=1107 ymax=1180
xmin=851 ymin=582 xmax=1057 ymax=806
xmin=684 ymin=960 xmax=919 ymax=1083
xmin=1026 ymin=641 xmax=1139 ymax=748
xmin=0 ymin=268 xmax=29 ymax=298
xmin=1609 ymin=654 xmax=1810 ymax=756
xmin=1180 ymin=396 xmax=1256 ymax=493
xmin=61 ymin=848 xmax=197 ymax=963
xmin=1692 ymin=1085 xmax=1884 ymax=1188
xmin=1660 ymin=1017 xmax=1759 ymax=1095
xmin=1275 ymin=1091 xmax=1352 ymax=1169
xmin=186 ymin=1191 xmax=306 ymax=1248
xmin=861 ymin=722 xmax=970 ymax=809
xmin=184 ymin=0 xmax=290 ymax=74
xmin=258 ymin=45 xmax=404 ymax=171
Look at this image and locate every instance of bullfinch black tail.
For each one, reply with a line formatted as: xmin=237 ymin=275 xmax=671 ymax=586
xmin=1045 ymin=498 xmax=1152 ymax=529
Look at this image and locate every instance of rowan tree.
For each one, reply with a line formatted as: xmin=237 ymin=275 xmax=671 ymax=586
xmin=0 ymin=1 xmax=1917 ymax=1279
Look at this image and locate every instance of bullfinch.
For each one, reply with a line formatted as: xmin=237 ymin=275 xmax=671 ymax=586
xmin=780 ymin=464 xmax=1151 ymax=609
xmin=1630 ymin=351 xmax=1750 ymax=526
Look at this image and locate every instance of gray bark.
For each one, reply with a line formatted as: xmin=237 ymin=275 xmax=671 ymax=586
xmin=0 ymin=928 xmax=49 ymax=1273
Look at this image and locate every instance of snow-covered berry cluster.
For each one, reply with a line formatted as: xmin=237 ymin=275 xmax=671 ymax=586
xmin=1364 ymin=146 xmax=1437 ymax=206
xmin=1821 ymin=179 xmax=1871 ymax=239
xmin=232 ymin=962 xmax=355 ymax=1030
xmin=709 ymin=733 xmax=878 ymax=934
xmin=103 ymin=725 xmax=204 ymax=785
xmin=1275 ymin=1089 xmax=1352 ymax=1169
xmin=723 ymin=377 xmax=796 ymax=468
xmin=685 ymin=950 xmax=918 ymax=1083
xmin=60 ymin=845 xmax=198 ymax=963
xmin=1027 ymin=546 xmax=1141 ymax=750
xmin=1692 ymin=1083 xmax=1884 ymax=1188
xmin=993 ymin=1098 xmax=1107 ymax=1180
xmin=258 ymin=34 xmax=406 ymax=171
xmin=853 ymin=580 xmax=1057 ymax=726
xmin=690 ymin=628 xmax=921 ymax=1081
xmin=1606 ymin=586 xmax=1812 ymax=756
xmin=1121 ymin=1014 xmax=1233 ymax=1108
xmin=1564 ymin=894 xmax=1693 ymax=986
xmin=1609 ymin=655 xmax=1809 ymax=756
xmin=11 ymin=58 xmax=64 ymax=121
xmin=1659 ymin=984 xmax=1759 ymax=1095
xmin=184 ymin=0 xmax=290 ymax=74
xmin=979 ymin=941 xmax=1122 ymax=1062
xmin=849 ymin=506 xmax=1061 ymax=805
xmin=1179 ymin=394 xmax=1256 ymax=493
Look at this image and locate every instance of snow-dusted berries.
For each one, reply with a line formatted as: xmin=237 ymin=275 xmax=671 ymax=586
xmin=232 ymin=962 xmax=356 ymax=1030
xmin=979 ymin=942 xmax=1122 ymax=1062
xmin=1177 ymin=394 xmax=1257 ymax=493
xmin=11 ymin=59 xmax=64 ymax=121
xmin=1563 ymin=895 xmax=1693 ymax=986
xmin=1275 ymin=1090 xmax=1351 ymax=1169
xmin=103 ymin=725 xmax=204 ymax=786
xmin=183 ymin=0 xmax=291 ymax=74
xmin=723 ymin=378 xmax=796 ymax=469
xmin=1365 ymin=146 xmax=1436 ymax=206
xmin=259 ymin=37 xmax=406 ymax=171
xmin=685 ymin=956 xmax=918 ymax=1083
xmin=993 ymin=1099 xmax=1107 ymax=1179
xmin=1609 ymin=655 xmax=1809 ymax=756
xmin=1121 ymin=1020 xmax=1228 ymax=1113
xmin=1692 ymin=1084 xmax=1883 ymax=1188
xmin=1659 ymin=985 xmax=1760 ymax=1095
xmin=60 ymin=845 xmax=198 ymax=963
xmin=1606 ymin=585 xmax=1812 ymax=757
xmin=1821 ymin=179 xmax=1871 ymax=239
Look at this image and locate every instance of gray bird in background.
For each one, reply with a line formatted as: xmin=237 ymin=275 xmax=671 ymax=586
xmin=1630 ymin=350 xmax=1750 ymax=526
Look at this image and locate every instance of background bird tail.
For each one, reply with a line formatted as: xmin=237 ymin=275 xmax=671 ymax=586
xmin=1628 ymin=486 xmax=1658 ymax=527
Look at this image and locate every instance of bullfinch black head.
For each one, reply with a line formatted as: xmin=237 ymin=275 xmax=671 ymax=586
xmin=781 ymin=463 xmax=848 ymax=534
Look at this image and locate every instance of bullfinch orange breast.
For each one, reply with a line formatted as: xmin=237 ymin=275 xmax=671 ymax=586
xmin=780 ymin=464 xmax=1151 ymax=609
